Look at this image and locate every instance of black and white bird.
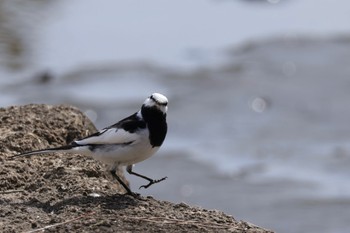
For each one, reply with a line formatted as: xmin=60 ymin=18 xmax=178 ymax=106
xmin=12 ymin=93 xmax=168 ymax=195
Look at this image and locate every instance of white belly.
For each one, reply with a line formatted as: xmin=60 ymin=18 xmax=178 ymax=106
xmin=71 ymin=125 xmax=161 ymax=167
xmin=74 ymin=136 xmax=159 ymax=167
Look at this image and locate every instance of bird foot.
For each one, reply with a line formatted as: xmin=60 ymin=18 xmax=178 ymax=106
xmin=123 ymin=191 xmax=141 ymax=198
xmin=139 ymin=176 xmax=168 ymax=189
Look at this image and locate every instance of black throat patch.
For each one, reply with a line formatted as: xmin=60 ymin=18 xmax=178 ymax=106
xmin=141 ymin=105 xmax=167 ymax=147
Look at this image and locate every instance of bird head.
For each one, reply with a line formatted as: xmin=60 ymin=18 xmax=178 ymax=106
xmin=143 ymin=93 xmax=168 ymax=114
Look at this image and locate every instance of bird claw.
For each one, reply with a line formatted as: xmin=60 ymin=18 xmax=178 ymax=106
xmin=139 ymin=176 xmax=168 ymax=189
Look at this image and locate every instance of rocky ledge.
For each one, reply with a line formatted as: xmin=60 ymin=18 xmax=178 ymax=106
xmin=0 ymin=104 xmax=273 ymax=232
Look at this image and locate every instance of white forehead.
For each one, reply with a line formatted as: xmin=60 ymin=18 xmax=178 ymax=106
xmin=143 ymin=93 xmax=168 ymax=112
xmin=151 ymin=93 xmax=168 ymax=104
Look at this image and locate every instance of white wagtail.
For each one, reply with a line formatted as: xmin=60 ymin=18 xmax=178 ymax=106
xmin=12 ymin=93 xmax=168 ymax=195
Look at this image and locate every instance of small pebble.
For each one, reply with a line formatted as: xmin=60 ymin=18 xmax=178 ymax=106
xmin=88 ymin=193 xmax=101 ymax=197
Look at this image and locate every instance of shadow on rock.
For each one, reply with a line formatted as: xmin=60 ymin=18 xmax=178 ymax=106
xmin=13 ymin=193 xmax=140 ymax=213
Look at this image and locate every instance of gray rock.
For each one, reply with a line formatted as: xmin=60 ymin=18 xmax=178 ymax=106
xmin=0 ymin=104 xmax=273 ymax=233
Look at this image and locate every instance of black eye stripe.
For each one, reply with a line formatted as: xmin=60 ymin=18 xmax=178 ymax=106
xmin=150 ymin=95 xmax=156 ymax=102
xmin=150 ymin=95 xmax=168 ymax=106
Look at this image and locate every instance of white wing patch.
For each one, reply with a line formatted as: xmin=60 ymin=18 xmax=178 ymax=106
xmin=75 ymin=128 xmax=139 ymax=145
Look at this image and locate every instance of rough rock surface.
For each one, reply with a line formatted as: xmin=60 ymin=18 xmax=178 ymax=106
xmin=0 ymin=104 xmax=273 ymax=233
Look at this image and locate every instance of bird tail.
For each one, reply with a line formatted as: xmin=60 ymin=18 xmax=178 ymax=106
xmin=11 ymin=144 xmax=77 ymax=159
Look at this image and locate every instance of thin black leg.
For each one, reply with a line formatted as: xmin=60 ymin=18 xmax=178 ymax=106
xmin=126 ymin=165 xmax=167 ymax=189
xmin=110 ymin=169 xmax=134 ymax=195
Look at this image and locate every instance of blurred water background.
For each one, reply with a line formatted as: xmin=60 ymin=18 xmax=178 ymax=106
xmin=1 ymin=1 xmax=350 ymax=232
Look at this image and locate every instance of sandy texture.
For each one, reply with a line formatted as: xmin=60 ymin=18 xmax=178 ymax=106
xmin=0 ymin=104 xmax=273 ymax=233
